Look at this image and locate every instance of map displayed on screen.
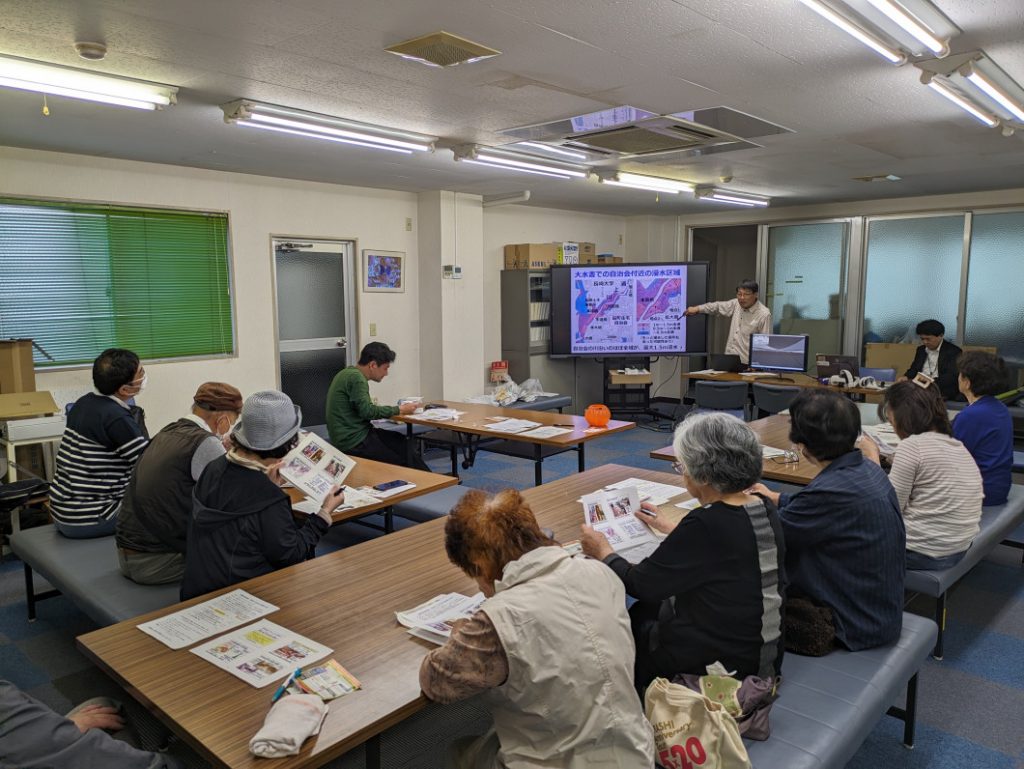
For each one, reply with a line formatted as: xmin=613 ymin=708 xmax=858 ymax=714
xmin=570 ymin=265 xmax=687 ymax=354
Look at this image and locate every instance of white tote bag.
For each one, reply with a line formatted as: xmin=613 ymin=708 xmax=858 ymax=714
xmin=645 ymin=677 xmax=751 ymax=769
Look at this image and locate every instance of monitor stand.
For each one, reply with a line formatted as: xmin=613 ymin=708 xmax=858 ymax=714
xmin=743 ymin=370 xmax=797 ymax=383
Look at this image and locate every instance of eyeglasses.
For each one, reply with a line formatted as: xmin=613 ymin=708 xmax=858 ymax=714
xmin=672 ymin=461 xmax=686 ymax=475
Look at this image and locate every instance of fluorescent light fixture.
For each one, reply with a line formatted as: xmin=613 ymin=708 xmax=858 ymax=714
xmin=865 ymin=0 xmax=948 ymax=55
xmin=696 ymin=188 xmax=771 ymax=207
xmin=796 ymin=0 xmax=906 ymax=64
xmin=222 ymin=100 xmax=436 ymax=153
xmin=597 ymin=172 xmax=695 ymax=194
xmin=452 ymin=145 xmax=589 ymax=179
xmin=962 ymin=67 xmax=1024 ymax=122
xmin=516 ymin=142 xmax=590 ymax=161
xmin=601 ymin=179 xmax=680 ymax=194
xmin=0 ymin=54 xmax=177 ymax=110
xmin=926 ymin=79 xmax=999 ymax=127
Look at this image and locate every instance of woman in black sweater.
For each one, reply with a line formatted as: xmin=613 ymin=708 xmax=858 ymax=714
xmin=581 ymin=412 xmax=786 ymax=689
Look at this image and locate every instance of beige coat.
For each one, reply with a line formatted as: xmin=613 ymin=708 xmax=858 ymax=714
xmin=482 ymin=547 xmax=655 ymax=768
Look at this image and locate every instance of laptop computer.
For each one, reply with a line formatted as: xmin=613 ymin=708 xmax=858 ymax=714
xmin=710 ymin=353 xmax=744 ymax=373
xmin=815 ymin=354 xmax=859 ymax=379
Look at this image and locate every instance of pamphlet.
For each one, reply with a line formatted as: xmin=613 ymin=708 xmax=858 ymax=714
xmin=518 ymin=425 xmax=574 ymax=439
xmin=414 ymin=408 xmax=463 ymax=421
xmin=292 ymin=488 xmax=378 ymax=516
xmin=482 ymin=418 xmax=542 ymax=434
xmin=191 ymin=620 xmax=332 ymax=688
xmin=761 ymin=446 xmax=788 ymax=458
xmin=280 ymin=434 xmax=356 ymax=503
xmin=293 ymin=659 xmax=362 ymax=701
xmin=137 ymin=590 xmax=278 ymax=650
xmin=675 ymin=497 xmax=703 ymax=511
xmin=581 ymin=485 xmax=661 ymax=563
xmin=604 ymin=477 xmax=687 ymax=507
xmin=861 ymin=425 xmax=898 ymax=456
xmin=396 ymin=592 xmax=485 ymax=646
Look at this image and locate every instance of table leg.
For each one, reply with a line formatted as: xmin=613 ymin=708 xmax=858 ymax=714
xmin=384 ymin=508 xmax=394 ymax=534
xmin=4 ymin=441 xmax=16 ymax=482
xmin=365 ymin=734 xmax=381 ymax=769
xmin=577 ymin=443 xmax=585 ymax=474
xmin=405 ymin=423 xmax=414 ymax=467
xmin=534 ymin=444 xmax=543 ymax=487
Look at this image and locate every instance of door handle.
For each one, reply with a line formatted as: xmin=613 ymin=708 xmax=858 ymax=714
xmin=336 ymin=338 xmax=348 ymax=348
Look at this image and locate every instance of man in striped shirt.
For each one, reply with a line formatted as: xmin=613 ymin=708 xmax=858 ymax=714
xmin=51 ymin=349 xmax=149 ymax=539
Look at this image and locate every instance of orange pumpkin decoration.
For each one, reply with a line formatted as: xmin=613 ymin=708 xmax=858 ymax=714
xmin=585 ymin=403 xmax=611 ymax=427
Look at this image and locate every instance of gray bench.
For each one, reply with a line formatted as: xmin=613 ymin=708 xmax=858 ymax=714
xmin=392 ymin=485 xmax=474 ymax=523
xmin=746 ymin=612 xmax=937 ymax=768
xmin=9 ymin=524 xmax=180 ymax=627
xmin=904 ymin=484 xmax=1024 ymax=658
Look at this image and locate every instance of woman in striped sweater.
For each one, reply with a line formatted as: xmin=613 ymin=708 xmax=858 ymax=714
xmin=864 ymin=380 xmax=983 ymax=571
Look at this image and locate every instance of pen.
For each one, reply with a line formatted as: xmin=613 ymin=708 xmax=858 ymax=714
xmin=271 ymin=667 xmax=303 ymax=704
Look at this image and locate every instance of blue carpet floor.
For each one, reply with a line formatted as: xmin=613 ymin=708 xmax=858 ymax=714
xmin=3 ymin=414 xmax=1023 ymax=768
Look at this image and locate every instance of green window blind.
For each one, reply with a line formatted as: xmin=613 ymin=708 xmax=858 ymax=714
xmin=0 ymin=198 xmax=233 ymax=367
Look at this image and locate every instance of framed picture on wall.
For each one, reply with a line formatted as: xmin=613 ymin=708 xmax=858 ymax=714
xmin=362 ymin=249 xmax=405 ymax=293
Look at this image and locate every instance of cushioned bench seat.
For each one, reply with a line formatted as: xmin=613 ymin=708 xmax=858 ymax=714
xmin=904 ymin=484 xmax=1024 ymax=657
xmin=746 ymin=612 xmax=938 ymax=769
xmin=9 ymin=525 xmax=180 ymax=627
xmin=392 ymin=485 xmax=474 ymax=523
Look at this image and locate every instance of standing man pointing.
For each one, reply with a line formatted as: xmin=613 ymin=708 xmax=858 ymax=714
xmin=685 ymin=279 xmax=772 ymax=364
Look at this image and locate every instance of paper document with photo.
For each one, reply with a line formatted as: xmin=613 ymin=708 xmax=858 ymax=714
xmin=191 ymin=620 xmax=331 ymax=688
xmin=396 ymin=592 xmax=485 ymax=646
xmin=582 ymin=486 xmax=660 ymax=563
xmin=294 ymin=660 xmax=362 ymax=701
xmin=605 ymin=478 xmax=687 ymax=505
xmin=137 ymin=589 xmax=278 ymax=650
xmin=279 ymin=434 xmax=356 ymax=503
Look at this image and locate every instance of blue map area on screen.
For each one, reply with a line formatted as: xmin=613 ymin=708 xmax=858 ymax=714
xmin=570 ymin=265 xmax=687 ymax=354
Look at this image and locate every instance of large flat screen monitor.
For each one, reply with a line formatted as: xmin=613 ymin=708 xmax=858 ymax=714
xmin=550 ymin=262 xmax=709 ymax=356
xmin=749 ymin=333 xmax=809 ymax=373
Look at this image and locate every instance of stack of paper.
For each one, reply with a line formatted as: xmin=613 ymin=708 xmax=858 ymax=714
xmin=396 ymin=592 xmax=485 ymax=646
xmin=483 ymin=418 xmax=542 ymax=434
xmin=416 ymin=408 xmax=463 ymax=421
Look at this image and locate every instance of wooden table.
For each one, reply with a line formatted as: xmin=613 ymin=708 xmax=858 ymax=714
xmin=683 ymin=370 xmax=887 ymax=398
xmin=651 ymin=414 xmax=819 ymax=486
xmin=77 ymin=464 xmax=687 ymax=769
xmin=285 ymin=457 xmax=458 ymax=530
xmin=393 ymin=400 xmax=635 ymax=486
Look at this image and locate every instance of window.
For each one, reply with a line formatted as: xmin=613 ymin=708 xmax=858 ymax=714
xmin=0 ymin=198 xmax=233 ymax=367
xmin=965 ymin=211 xmax=1024 ymax=365
xmin=862 ymin=215 xmax=964 ymax=345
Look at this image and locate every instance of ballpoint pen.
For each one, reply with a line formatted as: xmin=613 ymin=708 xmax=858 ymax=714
xmin=271 ymin=668 xmax=303 ymax=704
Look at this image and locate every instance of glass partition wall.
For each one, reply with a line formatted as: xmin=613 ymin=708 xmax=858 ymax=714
xmin=764 ymin=221 xmax=850 ymax=369
xmin=738 ymin=207 xmax=1023 ymax=378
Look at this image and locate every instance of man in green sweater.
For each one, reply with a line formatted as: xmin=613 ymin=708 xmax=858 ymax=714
xmin=326 ymin=342 xmax=429 ymax=469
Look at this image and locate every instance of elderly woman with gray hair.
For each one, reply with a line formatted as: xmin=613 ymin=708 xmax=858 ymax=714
xmin=580 ymin=412 xmax=786 ymax=689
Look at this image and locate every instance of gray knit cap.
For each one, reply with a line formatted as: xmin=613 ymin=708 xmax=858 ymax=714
xmin=231 ymin=390 xmax=302 ymax=451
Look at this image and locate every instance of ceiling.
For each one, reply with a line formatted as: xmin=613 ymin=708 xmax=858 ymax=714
xmin=1 ymin=0 xmax=1023 ymax=216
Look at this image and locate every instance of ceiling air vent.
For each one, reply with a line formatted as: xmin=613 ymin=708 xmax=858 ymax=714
xmin=385 ymin=31 xmax=501 ymax=68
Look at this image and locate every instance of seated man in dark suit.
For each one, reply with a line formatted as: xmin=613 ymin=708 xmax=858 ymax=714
xmin=898 ymin=319 xmax=963 ymax=400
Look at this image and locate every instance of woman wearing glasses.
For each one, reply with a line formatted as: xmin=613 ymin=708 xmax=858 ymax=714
xmin=580 ymin=412 xmax=786 ymax=689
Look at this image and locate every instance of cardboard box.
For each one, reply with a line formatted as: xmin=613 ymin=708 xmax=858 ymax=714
xmin=580 ymin=242 xmax=596 ymax=259
xmin=0 ymin=391 xmax=59 ymax=420
xmin=0 ymin=339 xmax=35 ymax=394
xmin=504 ymin=244 xmax=559 ymax=270
xmin=597 ymin=254 xmax=624 ymax=264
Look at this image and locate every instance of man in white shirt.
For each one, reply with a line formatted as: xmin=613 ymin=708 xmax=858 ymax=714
xmin=685 ymin=279 xmax=772 ymax=364
xmin=897 ymin=319 xmax=963 ymax=400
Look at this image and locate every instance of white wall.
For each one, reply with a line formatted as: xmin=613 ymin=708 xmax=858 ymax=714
xmin=0 ymin=146 xmax=422 ymax=430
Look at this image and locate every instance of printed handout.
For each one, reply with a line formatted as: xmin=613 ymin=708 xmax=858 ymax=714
xmin=396 ymin=592 xmax=485 ymax=646
xmin=293 ymin=659 xmax=362 ymax=701
xmin=518 ymin=425 xmax=574 ymax=439
xmin=582 ymin=485 xmax=661 ymax=563
xmin=191 ymin=621 xmax=331 ymax=688
xmin=137 ymin=590 xmax=278 ymax=650
xmin=280 ymin=434 xmax=356 ymax=503
xmin=482 ymin=418 xmax=542 ymax=434
xmin=604 ymin=477 xmax=687 ymax=507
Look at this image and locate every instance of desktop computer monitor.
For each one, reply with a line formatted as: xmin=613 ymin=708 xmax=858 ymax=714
xmin=749 ymin=333 xmax=809 ymax=373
